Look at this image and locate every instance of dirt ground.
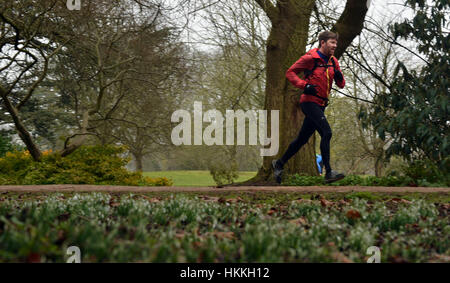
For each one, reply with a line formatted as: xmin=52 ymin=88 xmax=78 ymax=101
xmin=0 ymin=184 xmax=448 ymax=193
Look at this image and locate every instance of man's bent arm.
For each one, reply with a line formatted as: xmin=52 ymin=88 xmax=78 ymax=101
xmin=286 ymin=55 xmax=313 ymax=89
xmin=334 ymin=59 xmax=346 ymax=88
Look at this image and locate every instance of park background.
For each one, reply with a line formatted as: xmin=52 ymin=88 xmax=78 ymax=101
xmin=0 ymin=0 xmax=448 ymax=187
xmin=0 ymin=0 xmax=448 ymax=263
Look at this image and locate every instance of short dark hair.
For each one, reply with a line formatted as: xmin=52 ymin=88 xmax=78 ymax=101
xmin=318 ymin=31 xmax=338 ymax=47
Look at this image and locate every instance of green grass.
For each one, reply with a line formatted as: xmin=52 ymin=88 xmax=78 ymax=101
xmin=0 ymin=191 xmax=448 ymax=263
xmin=143 ymin=170 xmax=257 ymax=186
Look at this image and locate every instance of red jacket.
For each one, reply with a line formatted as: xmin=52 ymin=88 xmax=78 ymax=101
xmin=286 ymin=48 xmax=345 ymax=107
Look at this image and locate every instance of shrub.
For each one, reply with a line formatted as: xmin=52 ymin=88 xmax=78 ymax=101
xmin=141 ymin=177 xmax=173 ymax=186
xmin=0 ymin=150 xmax=34 ymax=176
xmin=0 ymin=145 xmax=173 ymax=186
xmin=400 ymin=159 xmax=449 ymax=187
xmin=332 ymin=175 xmax=364 ymax=186
xmin=208 ymin=161 xmax=239 ymax=186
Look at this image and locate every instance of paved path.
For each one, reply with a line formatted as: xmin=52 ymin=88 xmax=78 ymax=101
xmin=0 ymin=185 xmax=448 ymax=193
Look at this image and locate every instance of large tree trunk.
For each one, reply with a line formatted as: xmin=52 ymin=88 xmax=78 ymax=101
xmin=234 ymin=0 xmax=316 ymax=186
xmin=260 ymin=0 xmax=317 ymax=182
xmin=236 ymin=0 xmax=370 ymax=186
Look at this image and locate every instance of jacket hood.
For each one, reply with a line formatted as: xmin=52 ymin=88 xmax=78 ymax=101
xmin=306 ymin=48 xmax=337 ymax=63
xmin=306 ymin=48 xmax=321 ymax=58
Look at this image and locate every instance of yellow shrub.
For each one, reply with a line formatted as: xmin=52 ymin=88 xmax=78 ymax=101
xmin=0 ymin=145 xmax=173 ymax=186
xmin=141 ymin=176 xmax=173 ymax=186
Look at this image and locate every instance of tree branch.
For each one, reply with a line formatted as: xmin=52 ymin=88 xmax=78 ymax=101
xmin=332 ymin=0 xmax=370 ymax=59
xmin=331 ymin=87 xmax=375 ymax=105
xmin=17 ymin=39 xmax=69 ymax=110
xmin=344 ymin=50 xmax=392 ymax=89
xmin=254 ymin=0 xmax=278 ymax=23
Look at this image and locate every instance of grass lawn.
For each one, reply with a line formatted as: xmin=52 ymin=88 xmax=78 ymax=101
xmin=143 ymin=170 xmax=257 ymax=186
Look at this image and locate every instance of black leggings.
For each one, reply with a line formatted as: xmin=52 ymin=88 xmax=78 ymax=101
xmin=279 ymin=102 xmax=332 ymax=173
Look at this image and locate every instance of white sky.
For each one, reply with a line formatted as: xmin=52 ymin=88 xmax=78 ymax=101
xmin=164 ymin=0 xmax=417 ymax=52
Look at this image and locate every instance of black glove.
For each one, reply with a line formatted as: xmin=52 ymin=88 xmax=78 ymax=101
xmin=303 ymin=84 xmax=317 ymax=95
xmin=334 ymin=70 xmax=344 ymax=82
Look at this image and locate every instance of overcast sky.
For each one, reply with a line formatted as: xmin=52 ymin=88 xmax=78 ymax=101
xmin=164 ymin=0 xmax=416 ymax=51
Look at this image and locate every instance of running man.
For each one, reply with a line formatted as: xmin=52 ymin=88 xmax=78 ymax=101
xmin=272 ymin=31 xmax=346 ymax=184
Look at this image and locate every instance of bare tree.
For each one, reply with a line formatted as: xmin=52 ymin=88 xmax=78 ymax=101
xmin=0 ymin=0 xmax=174 ymax=161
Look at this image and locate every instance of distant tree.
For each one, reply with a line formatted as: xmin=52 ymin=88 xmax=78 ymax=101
xmin=0 ymin=0 xmax=172 ymax=161
xmin=0 ymin=0 xmax=68 ymax=161
xmin=359 ymin=0 xmax=449 ymax=171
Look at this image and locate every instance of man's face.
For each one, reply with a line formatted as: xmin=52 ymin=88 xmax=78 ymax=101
xmin=321 ymin=39 xmax=338 ymax=56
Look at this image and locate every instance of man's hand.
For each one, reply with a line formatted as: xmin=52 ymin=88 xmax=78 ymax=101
xmin=304 ymin=84 xmax=318 ymax=95
xmin=334 ymin=70 xmax=344 ymax=82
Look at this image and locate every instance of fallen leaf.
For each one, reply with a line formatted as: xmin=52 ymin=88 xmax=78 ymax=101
xmin=320 ymin=199 xmax=333 ymax=207
xmin=346 ymin=209 xmax=362 ymax=219
xmin=338 ymin=200 xmax=350 ymax=206
xmin=198 ymin=195 xmax=220 ymax=202
xmin=218 ymin=197 xmax=227 ymax=204
xmin=267 ymin=208 xmax=277 ymax=215
xmin=142 ymin=196 xmax=160 ymax=203
xmin=390 ymin=198 xmax=411 ymax=204
xmin=208 ymin=231 xmax=235 ymax=240
xmin=332 ymin=252 xmax=353 ymax=263
xmin=109 ymin=198 xmax=120 ymax=207
xmin=227 ymin=197 xmax=244 ymax=203
xmin=289 ymin=217 xmax=307 ymax=225
xmin=389 ymin=255 xmax=408 ymax=263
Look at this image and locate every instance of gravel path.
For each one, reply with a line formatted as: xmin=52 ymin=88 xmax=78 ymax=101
xmin=0 ymin=185 xmax=448 ymax=193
